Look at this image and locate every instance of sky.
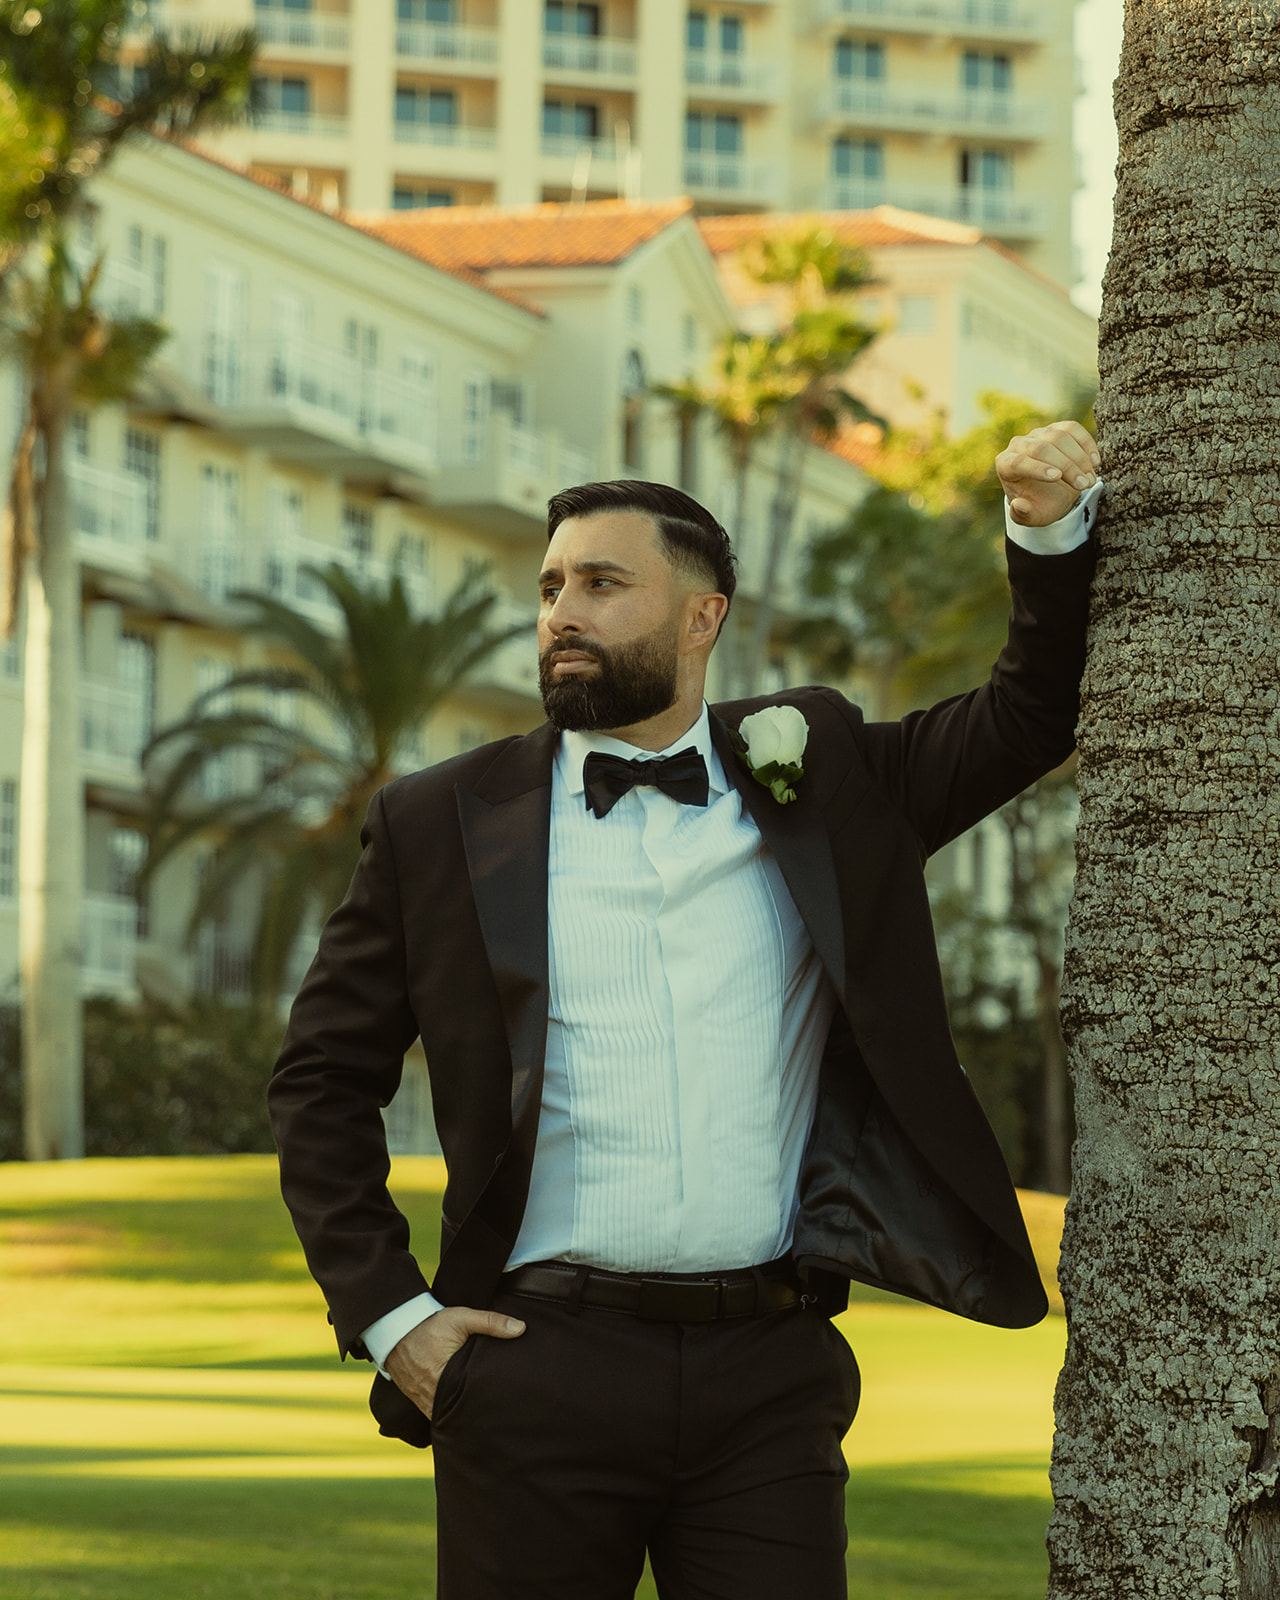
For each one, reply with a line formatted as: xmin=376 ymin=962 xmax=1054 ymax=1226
xmin=1071 ymin=0 xmax=1125 ymax=316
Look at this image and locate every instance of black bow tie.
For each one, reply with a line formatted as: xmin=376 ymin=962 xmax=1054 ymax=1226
xmin=582 ymin=747 xmax=710 ymax=819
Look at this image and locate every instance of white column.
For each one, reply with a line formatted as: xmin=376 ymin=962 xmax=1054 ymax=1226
xmin=495 ymin=0 xmax=541 ymax=205
xmin=634 ymin=0 xmax=685 ymax=199
xmin=347 ymin=0 xmax=396 ymax=209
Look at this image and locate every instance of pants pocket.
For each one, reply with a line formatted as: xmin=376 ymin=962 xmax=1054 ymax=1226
xmin=431 ymin=1333 xmax=481 ymax=1427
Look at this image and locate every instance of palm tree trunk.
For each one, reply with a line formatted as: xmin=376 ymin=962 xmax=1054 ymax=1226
xmin=1048 ymin=2 xmax=1280 ymax=1592
xmin=744 ymin=420 xmax=805 ymax=694
xmin=20 ymin=391 xmax=85 ymax=1160
xmin=715 ymin=448 xmax=752 ymax=699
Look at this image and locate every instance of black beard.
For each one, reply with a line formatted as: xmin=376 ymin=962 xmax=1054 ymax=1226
xmin=539 ymin=626 xmax=679 ymax=732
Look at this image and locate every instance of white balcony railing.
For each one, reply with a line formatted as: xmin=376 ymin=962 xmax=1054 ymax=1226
xmin=683 ymin=154 xmax=777 ymax=196
xmin=211 ymin=336 xmax=436 ymax=471
xmin=435 ymin=411 xmax=596 ymax=531
xmin=811 ymin=0 xmax=1047 ymax=36
xmin=81 ymin=677 xmax=151 ymax=772
xmin=820 ymin=81 xmax=1048 ymax=136
xmin=541 ymin=133 xmax=620 ymax=162
xmin=395 ymin=21 xmax=500 ymax=64
xmin=253 ymin=109 xmax=349 ymax=138
xmin=82 ymin=893 xmax=138 ymax=996
xmin=255 ymin=10 xmax=352 ymax=51
xmin=69 ymin=458 xmax=149 ymax=565
xmin=542 ymin=35 xmax=637 ymax=75
xmin=392 ymin=119 xmax=498 ymax=149
xmin=98 ymin=256 xmax=154 ymax=317
xmin=472 ymin=602 xmax=539 ymax=701
xmin=685 ymin=53 xmax=776 ymax=95
xmin=823 ymin=177 xmax=1049 ymax=234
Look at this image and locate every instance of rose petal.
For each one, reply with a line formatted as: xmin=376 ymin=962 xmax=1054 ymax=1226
xmin=739 ymin=710 xmax=781 ymax=766
xmin=772 ymin=705 xmax=809 ymax=767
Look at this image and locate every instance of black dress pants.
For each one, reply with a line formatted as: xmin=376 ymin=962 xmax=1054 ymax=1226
xmin=430 ymin=1282 xmax=861 ymax=1600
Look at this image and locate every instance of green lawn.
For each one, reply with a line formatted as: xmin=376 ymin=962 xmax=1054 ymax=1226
xmin=0 ymin=1157 xmax=1066 ymax=1598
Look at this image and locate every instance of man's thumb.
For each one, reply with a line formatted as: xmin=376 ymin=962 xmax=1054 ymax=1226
xmin=472 ymin=1309 xmax=525 ymax=1339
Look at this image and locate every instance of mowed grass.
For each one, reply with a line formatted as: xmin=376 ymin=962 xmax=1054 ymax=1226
xmin=0 ymin=1157 xmax=1067 ymax=1599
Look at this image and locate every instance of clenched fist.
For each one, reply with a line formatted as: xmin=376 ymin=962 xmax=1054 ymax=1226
xmin=996 ymin=420 xmax=1101 ymax=527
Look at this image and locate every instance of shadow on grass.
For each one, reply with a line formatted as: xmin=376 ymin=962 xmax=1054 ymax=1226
xmin=0 ymin=1456 xmax=1051 ymax=1600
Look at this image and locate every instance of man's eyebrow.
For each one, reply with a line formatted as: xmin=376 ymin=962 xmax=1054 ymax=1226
xmin=537 ymin=558 xmax=637 ymax=584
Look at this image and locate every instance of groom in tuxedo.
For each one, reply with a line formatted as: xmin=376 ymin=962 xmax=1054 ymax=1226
xmin=269 ymin=421 xmax=1102 ymax=1599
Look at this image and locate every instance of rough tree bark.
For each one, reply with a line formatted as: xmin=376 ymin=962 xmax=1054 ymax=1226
xmin=18 ymin=376 xmax=85 ymax=1161
xmin=1049 ymin=2 xmax=1280 ymax=1596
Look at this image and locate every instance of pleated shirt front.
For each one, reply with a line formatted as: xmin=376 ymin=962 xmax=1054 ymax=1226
xmin=508 ymin=704 xmax=837 ymax=1275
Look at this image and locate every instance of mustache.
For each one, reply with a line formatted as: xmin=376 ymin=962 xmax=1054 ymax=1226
xmin=541 ymin=640 xmax=605 ymax=664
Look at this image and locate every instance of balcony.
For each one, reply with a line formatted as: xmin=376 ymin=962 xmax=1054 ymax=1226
xmin=809 ymin=0 xmax=1048 ymax=40
xmin=540 ymin=132 xmax=621 ymax=165
xmin=392 ymin=118 xmax=498 ymax=149
xmin=433 ymin=412 xmax=596 ymax=539
xmin=82 ymin=893 xmax=138 ymax=996
xmin=252 ymin=109 xmax=349 ymax=138
xmin=395 ymin=20 xmax=500 ymax=67
xmin=817 ymin=81 xmax=1047 ymax=138
xmin=465 ymin=600 xmax=539 ymax=708
xmin=81 ymin=677 xmax=151 ymax=779
xmin=208 ymin=335 xmax=437 ymax=475
xmin=542 ymin=34 xmax=637 ymax=78
xmin=254 ymin=8 xmax=351 ymax=52
xmin=185 ymin=529 xmax=433 ymax=627
xmin=69 ymin=459 xmax=149 ymax=574
xmin=98 ymin=256 xmax=154 ymax=318
xmin=822 ymin=177 xmax=1049 ymax=235
xmin=685 ymin=52 xmax=777 ymax=99
xmin=683 ymin=153 xmax=779 ymax=201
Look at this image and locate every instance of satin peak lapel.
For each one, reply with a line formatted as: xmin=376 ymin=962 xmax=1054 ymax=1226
xmin=455 ymin=723 xmax=556 ymax=1145
xmin=711 ymin=712 xmax=846 ymax=997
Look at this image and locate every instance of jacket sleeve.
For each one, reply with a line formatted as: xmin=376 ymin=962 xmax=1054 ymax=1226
xmin=828 ymin=535 xmax=1096 ymax=857
xmin=268 ymin=787 xmax=430 ymax=1358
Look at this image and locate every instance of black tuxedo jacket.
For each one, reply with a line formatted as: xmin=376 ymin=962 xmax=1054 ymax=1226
xmin=269 ymin=535 xmax=1095 ymax=1447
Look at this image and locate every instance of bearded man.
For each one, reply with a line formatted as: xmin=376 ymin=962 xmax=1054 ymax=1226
xmin=269 ymin=421 xmax=1102 ymax=1599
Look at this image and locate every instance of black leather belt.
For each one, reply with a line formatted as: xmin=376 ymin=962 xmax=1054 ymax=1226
xmin=503 ymin=1260 xmax=801 ymax=1322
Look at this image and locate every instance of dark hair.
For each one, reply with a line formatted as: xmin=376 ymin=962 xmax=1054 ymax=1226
xmin=546 ymin=480 xmax=738 ymax=611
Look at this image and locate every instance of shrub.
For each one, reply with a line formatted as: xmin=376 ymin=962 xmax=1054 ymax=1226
xmin=0 ymin=997 xmax=283 ymax=1160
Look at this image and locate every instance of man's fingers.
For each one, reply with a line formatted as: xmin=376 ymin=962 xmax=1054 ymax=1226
xmin=455 ymin=1308 xmax=526 ymax=1340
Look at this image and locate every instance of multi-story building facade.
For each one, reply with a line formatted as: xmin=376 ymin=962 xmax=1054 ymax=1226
xmin=0 ymin=138 xmax=871 ymax=1015
xmin=133 ymin=0 xmax=1079 ymax=288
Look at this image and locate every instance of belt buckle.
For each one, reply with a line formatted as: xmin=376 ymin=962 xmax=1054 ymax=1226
xmin=637 ymin=1277 xmax=722 ymax=1322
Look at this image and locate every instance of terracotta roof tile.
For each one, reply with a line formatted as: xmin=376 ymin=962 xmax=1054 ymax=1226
xmin=349 ymin=197 xmax=695 ymax=275
xmin=698 ymin=206 xmax=984 ymax=257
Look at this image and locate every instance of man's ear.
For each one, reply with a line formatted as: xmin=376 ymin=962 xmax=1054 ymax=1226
xmin=686 ymin=591 xmax=729 ymax=653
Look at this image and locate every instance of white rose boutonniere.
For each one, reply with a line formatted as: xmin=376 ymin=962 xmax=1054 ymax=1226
xmin=733 ymin=705 xmax=809 ymax=805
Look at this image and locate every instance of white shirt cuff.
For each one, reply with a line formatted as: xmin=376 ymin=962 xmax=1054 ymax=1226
xmin=1005 ymin=478 xmax=1104 ymax=555
xmin=361 ymin=1291 xmax=444 ymax=1376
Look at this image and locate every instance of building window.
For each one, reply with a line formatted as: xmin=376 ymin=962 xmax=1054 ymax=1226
xmin=256 ymin=75 xmax=311 ymax=114
xmin=835 ymin=38 xmax=885 ymax=80
xmin=627 ymin=284 xmax=643 ymax=327
xmin=832 ymin=137 xmax=883 ymax=179
xmin=897 ymin=296 xmax=935 ymax=335
xmin=125 ymin=428 xmax=161 ymax=542
xmin=70 ymin=411 xmax=90 ymax=458
xmin=118 ymin=632 xmax=156 ymax=747
xmin=109 ymin=827 xmax=149 ymax=940
xmin=259 ymin=0 xmax=311 ymax=9
xmin=395 ymin=86 xmax=457 ymax=125
xmin=621 ymin=348 xmax=646 ymax=472
xmin=685 ymin=111 xmax=741 ymax=154
xmin=960 ymin=148 xmax=1012 ymax=189
xmin=543 ymin=99 xmax=600 ymax=140
xmin=393 ymin=186 xmax=454 ymax=208
xmin=343 ymin=504 xmax=374 ymax=559
xmin=398 ymin=0 xmax=454 ymax=18
xmin=962 ymin=51 xmax=1012 ymax=92
xmin=204 ymin=263 xmax=245 ymax=406
xmin=0 ymin=779 xmax=15 ymax=899
xmin=681 ymin=312 xmax=697 ymax=355
xmin=461 ymin=371 xmax=490 ymax=461
xmin=545 ymin=1 xmax=600 ymax=36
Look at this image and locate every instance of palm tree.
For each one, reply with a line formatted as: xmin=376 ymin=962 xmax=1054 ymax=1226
xmin=142 ymin=564 xmax=528 ymax=1006
xmin=0 ymin=0 xmax=254 ymax=1159
xmin=653 ymin=333 xmax=795 ymax=696
xmin=1048 ymin=2 xmax=1280 ymax=1596
xmin=733 ymin=225 xmax=882 ymax=694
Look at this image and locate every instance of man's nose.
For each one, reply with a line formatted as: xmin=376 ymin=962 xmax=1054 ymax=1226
xmin=545 ymin=592 xmax=584 ymax=636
